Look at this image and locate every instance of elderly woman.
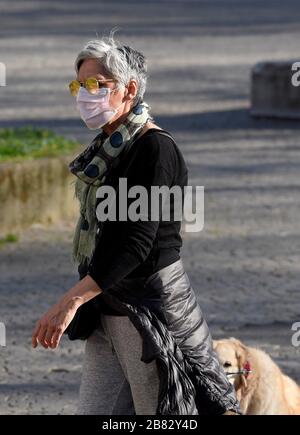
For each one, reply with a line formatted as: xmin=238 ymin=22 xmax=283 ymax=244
xmin=32 ymin=34 xmax=240 ymax=415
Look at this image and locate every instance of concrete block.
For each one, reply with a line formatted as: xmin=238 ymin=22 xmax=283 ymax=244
xmin=250 ymin=60 xmax=300 ymax=119
xmin=0 ymin=154 xmax=79 ymax=236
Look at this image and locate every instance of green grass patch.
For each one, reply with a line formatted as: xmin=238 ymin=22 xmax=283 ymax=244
xmin=0 ymin=233 xmax=19 ymax=247
xmin=0 ymin=127 xmax=80 ymax=162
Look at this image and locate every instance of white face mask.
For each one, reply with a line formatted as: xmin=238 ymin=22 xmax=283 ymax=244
xmin=76 ymin=86 xmax=123 ymax=130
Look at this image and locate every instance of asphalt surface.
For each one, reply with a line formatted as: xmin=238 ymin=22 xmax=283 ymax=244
xmin=0 ymin=0 xmax=299 ymax=414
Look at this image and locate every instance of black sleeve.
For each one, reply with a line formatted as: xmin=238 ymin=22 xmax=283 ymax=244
xmin=86 ymin=134 xmax=177 ymax=292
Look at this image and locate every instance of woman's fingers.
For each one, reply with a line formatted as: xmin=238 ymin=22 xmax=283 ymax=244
xmin=50 ymin=325 xmax=65 ymax=349
xmin=50 ymin=310 xmax=73 ymax=349
xmin=36 ymin=323 xmax=51 ymax=349
xmin=32 ymin=303 xmax=78 ymax=350
xmin=32 ymin=322 xmax=59 ymax=349
xmin=43 ymin=323 xmax=57 ymax=348
xmin=32 ymin=321 xmax=41 ymax=348
xmin=32 ymin=317 xmax=55 ymax=349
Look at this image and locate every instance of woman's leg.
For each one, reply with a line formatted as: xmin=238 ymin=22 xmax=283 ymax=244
xmin=103 ymin=314 xmax=160 ymax=415
xmin=76 ymin=314 xmax=135 ymax=415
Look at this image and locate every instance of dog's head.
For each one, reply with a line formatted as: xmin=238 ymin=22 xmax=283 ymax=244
xmin=213 ymin=337 xmax=250 ymax=391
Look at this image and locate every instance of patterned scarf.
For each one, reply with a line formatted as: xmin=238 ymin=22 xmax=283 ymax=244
xmin=68 ymin=100 xmax=153 ymax=266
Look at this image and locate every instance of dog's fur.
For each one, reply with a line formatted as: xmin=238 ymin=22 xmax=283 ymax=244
xmin=213 ymin=337 xmax=300 ymax=415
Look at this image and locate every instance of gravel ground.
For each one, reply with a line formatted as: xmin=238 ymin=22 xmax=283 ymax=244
xmin=0 ymin=0 xmax=300 ymax=414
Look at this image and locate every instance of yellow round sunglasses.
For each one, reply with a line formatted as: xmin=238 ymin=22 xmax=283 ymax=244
xmin=69 ymin=77 xmax=116 ymax=96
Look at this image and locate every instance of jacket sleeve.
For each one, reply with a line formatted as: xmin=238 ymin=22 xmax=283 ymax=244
xmin=87 ymin=136 xmax=177 ymax=292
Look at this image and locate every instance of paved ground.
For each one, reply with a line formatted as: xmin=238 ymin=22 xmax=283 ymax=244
xmin=0 ymin=0 xmax=300 ymax=414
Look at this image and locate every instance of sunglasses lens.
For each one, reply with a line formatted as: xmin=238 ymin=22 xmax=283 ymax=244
xmin=69 ymin=80 xmax=80 ymax=96
xmin=85 ymin=77 xmax=99 ymax=94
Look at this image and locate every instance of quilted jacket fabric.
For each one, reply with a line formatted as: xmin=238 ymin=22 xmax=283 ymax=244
xmin=99 ymin=258 xmax=241 ymax=415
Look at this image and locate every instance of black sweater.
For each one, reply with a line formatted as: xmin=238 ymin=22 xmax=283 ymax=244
xmin=79 ymin=128 xmax=188 ymax=315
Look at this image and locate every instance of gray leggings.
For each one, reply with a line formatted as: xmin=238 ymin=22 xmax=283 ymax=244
xmin=76 ymin=313 xmax=160 ymax=415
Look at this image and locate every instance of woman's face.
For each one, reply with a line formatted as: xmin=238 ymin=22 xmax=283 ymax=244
xmin=77 ymin=58 xmax=137 ymax=133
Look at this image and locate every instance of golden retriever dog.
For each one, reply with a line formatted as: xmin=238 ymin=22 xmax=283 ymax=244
xmin=213 ymin=337 xmax=300 ymax=415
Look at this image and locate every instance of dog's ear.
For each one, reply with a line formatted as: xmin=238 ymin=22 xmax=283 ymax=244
xmin=229 ymin=337 xmax=245 ymax=347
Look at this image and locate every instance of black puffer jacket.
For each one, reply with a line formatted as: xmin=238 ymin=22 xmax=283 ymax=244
xmin=98 ymin=257 xmax=241 ymax=415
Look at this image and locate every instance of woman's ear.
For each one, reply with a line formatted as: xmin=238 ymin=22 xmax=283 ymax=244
xmin=125 ymin=79 xmax=138 ymax=102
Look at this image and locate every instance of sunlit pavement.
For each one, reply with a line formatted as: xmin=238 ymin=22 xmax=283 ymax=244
xmin=0 ymin=0 xmax=300 ymax=414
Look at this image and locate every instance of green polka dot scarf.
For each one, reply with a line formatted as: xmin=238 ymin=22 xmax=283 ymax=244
xmin=69 ymin=100 xmax=153 ymax=266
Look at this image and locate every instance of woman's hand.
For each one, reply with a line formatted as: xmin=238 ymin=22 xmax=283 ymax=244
xmin=31 ymin=297 xmax=83 ymax=350
xmin=31 ymin=275 xmax=103 ymax=350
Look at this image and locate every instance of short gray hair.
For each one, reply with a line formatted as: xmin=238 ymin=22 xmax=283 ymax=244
xmin=75 ymin=32 xmax=148 ymax=106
